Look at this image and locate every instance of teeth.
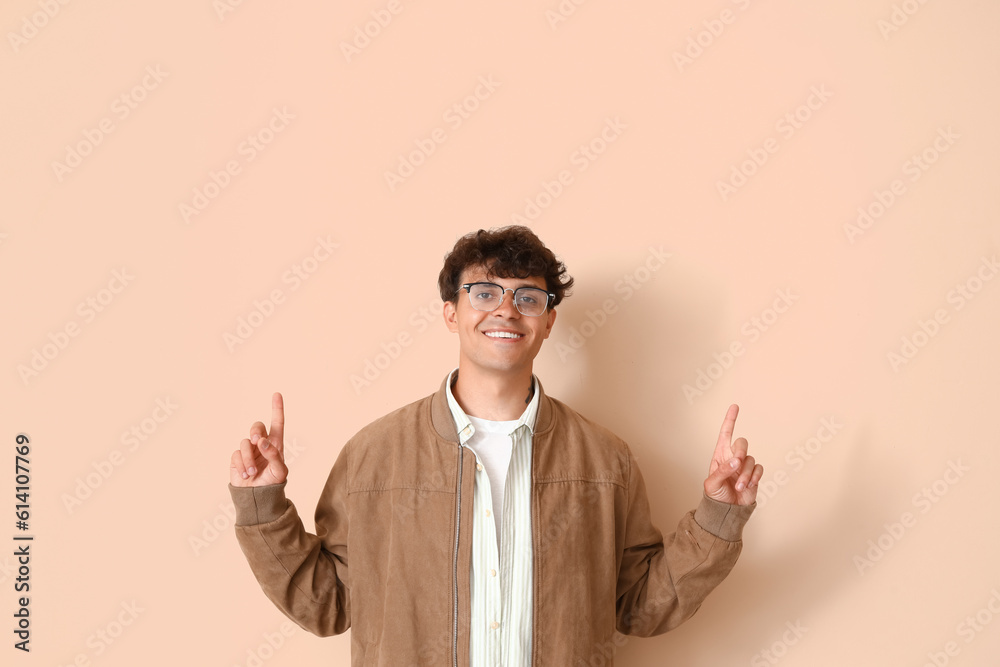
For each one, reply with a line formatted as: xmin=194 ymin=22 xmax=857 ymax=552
xmin=484 ymin=331 xmax=523 ymax=338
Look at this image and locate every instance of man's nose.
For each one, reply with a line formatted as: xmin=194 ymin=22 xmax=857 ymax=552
xmin=493 ymin=289 xmax=520 ymax=316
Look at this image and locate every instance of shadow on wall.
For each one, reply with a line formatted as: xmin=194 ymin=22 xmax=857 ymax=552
xmin=538 ymin=263 xmax=881 ymax=662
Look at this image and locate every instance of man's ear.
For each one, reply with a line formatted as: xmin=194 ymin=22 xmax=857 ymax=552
xmin=443 ymin=300 xmax=458 ymax=333
xmin=542 ymin=308 xmax=556 ymax=339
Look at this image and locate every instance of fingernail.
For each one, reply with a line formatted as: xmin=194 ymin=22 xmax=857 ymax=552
xmin=730 ymin=459 xmax=739 ymax=468
xmin=248 ymin=466 xmax=256 ymax=475
xmin=251 ymin=434 xmax=259 ymax=444
xmin=260 ymin=438 xmax=268 ymax=450
xmin=241 ymin=472 xmax=248 ymax=479
xmin=736 ymin=481 xmax=744 ymax=491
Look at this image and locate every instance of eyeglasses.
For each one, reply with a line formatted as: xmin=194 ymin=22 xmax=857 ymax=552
xmin=455 ymin=282 xmax=555 ymax=317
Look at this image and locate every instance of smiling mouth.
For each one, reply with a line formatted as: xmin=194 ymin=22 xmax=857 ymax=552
xmin=482 ymin=331 xmax=525 ymax=340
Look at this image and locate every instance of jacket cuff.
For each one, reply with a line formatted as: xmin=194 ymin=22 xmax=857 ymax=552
xmin=228 ymin=481 xmax=290 ymax=526
xmin=693 ymin=494 xmax=756 ymax=542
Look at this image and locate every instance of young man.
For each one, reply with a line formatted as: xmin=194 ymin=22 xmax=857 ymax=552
xmin=228 ymin=225 xmax=763 ymax=666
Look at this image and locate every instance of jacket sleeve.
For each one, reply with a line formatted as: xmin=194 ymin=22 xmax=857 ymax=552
xmin=615 ymin=446 xmax=755 ymax=636
xmin=228 ymin=442 xmax=351 ymax=637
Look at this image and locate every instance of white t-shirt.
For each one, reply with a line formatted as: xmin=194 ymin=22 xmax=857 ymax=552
xmin=467 ymin=414 xmax=518 ymax=555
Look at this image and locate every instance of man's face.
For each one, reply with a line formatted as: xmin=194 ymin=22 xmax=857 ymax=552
xmin=443 ymin=264 xmax=557 ymax=378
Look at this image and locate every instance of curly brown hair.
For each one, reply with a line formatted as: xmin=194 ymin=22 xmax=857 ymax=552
xmin=438 ymin=225 xmax=574 ymax=308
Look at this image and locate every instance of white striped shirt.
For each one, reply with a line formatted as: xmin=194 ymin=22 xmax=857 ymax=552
xmin=445 ymin=366 xmax=537 ymax=667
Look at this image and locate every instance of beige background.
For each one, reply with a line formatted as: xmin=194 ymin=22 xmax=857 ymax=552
xmin=3 ymin=1 xmax=999 ymax=665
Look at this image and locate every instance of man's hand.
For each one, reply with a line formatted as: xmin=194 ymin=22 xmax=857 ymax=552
xmin=230 ymin=392 xmax=289 ymax=487
xmin=703 ymin=404 xmax=763 ymax=506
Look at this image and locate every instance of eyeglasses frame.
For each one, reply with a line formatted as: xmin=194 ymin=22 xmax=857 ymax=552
xmin=455 ymin=282 xmax=556 ymax=317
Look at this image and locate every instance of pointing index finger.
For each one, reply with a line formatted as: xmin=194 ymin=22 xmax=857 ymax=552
xmin=716 ymin=403 xmax=739 ymax=455
xmin=270 ymin=392 xmax=284 ymax=446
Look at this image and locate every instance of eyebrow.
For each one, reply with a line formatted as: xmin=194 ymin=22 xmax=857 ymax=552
xmin=473 ymin=280 xmax=545 ymax=290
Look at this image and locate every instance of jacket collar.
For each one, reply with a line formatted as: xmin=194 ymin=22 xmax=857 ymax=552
xmin=431 ymin=368 xmax=553 ymax=443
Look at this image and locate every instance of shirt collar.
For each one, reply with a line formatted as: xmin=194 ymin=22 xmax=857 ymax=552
xmin=444 ymin=366 xmax=540 ymax=445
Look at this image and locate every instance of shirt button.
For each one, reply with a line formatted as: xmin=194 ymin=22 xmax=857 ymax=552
xmin=485 ymin=509 xmax=491 ymax=517
xmin=476 ymin=463 xmax=483 ymax=471
xmin=490 ymin=569 xmax=496 ymax=577
xmin=490 ymin=621 xmax=499 ymax=629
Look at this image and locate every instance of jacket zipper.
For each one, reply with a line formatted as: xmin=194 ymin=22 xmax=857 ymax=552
xmin=452 ymin=444 xmax=463 ymax=667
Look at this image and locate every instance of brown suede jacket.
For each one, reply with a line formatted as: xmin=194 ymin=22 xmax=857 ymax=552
xmin=229 ymin=373 xmax=755 ymax=666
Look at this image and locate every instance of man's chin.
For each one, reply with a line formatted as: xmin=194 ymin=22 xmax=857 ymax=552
xmin=463 ymin=357 xmax=532 ymax=377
